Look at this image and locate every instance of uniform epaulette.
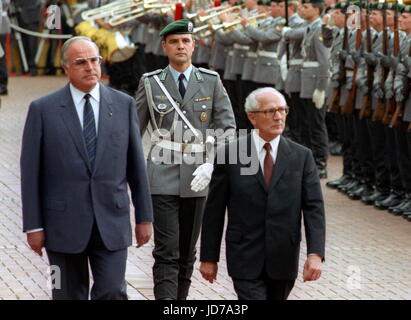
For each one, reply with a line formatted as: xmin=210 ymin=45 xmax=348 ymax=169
xmin=198 ymin=68 xmax=218 ymax=76
xmin=143 ymin=69 xmax=162 ymax=77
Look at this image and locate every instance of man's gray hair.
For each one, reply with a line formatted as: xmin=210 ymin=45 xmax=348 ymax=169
xmin=244 ymin=87 xmax=287 ymax=113
xmin=61 ymin=36 xmax=100 ymax=67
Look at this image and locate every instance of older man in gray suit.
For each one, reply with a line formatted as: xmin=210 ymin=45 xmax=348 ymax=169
xmin=136 ymin=19 xmax=236 ymax=300
xmin=21 ymin=36 xmax=153 ymax=300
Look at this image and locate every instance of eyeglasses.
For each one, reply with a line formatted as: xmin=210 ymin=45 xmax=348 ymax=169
xmin=251 ymin=106 xmax=289 ymax=116
xmin=71 ymin=56 xmax=102 ymax=68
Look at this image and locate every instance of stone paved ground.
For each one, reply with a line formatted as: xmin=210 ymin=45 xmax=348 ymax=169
xmin=0 ymin=76 xmax=410 ymax=300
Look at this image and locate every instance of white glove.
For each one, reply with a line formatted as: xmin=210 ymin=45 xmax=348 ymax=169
xmin=190 ymin=163 xmax=214 ymax=192
xmin=281 ymin=26 xmax=291 ymax=38
xmin=312 ymin=89 xmax=325 ymax=109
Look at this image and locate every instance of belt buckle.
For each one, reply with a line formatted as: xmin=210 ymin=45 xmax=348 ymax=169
xmin=182 ymin=142 xmax=190 ymax=153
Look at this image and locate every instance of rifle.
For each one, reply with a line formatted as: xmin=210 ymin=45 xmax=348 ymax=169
xmin=390 ymin=3 xmax=408 ymax=128
xmin=342 ymin=10 xmax=362 ymax=115
xmin=372 ymin=2 xmax=388 ymax=121
xmin=382 ymin=0 xmax=399 ymax=124
xmin=327 ymin=9 xmax=349 ymax=113
xmin=359 ymin=0 xmax=374 ymax=119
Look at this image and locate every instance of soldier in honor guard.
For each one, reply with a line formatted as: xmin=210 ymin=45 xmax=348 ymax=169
xmin=135 ymin=19 xmax=236 ymax=300
xmin=244 ymin=0 xmax=285 ymax=91
xmin=387 ymin=1 xmax=411 ymax=220
xmin=325 ymin=1 xmax=362 ymax=191
xmin=278 ymin=0 xmax=306 ymax=144
xmin=298 ymin=0 xmax=330 ymax=178
xmin=363 ymin=1 xmax=404 ymax=209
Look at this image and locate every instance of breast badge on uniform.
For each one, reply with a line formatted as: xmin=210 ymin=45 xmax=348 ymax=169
xmin=157 ymin=103 xmax=167 ymax=110
xmin=200 ymin=112 xmax=208 ymax=122
xmin=194 ymin=97 xmax=212 ymax=102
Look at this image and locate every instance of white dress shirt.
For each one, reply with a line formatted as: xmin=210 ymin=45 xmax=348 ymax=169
xmin=26 ymin=83 xmax=101 ymax=234
xmin=252 ymin=129 xmax=280 ymax=175
xmin=168 ymin=64 xmax=193 ymax=91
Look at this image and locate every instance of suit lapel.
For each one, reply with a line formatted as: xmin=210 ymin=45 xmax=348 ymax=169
xmin=93 ymin=84 xmax=113 ymax=174
xmin=182 ymin=67 xmax=200 ymax=106
xmin=59 ymin=84 xmax=91 ymax=173
xmin=269 ymin=136 xmax=291 ymax=191
xmin=163 ymin=66 xmax=183 ymax=104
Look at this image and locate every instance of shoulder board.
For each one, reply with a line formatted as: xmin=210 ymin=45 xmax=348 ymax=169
xmin=143 ymin=69 xmax=162 ymax=77
xmin=198 ymin=68 xmax=218 ymax=76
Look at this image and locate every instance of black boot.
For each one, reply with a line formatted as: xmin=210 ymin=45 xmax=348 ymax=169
xmin=374 ymin=192 xmax=404 ymax=210
xmin=361 ymin=189 xmax=391 ymax=205
xmin=326 ymin=175 xmax=351 ymax=189
xmin=316 ymin=159 xmax=327 ymax=179
xmin=338 ymin=179 xmax=359 ymax=194
xmin=347 ymin=183 xmax=374 ymax=201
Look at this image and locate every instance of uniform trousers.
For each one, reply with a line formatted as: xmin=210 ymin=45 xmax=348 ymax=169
xmin=367 ymin=120 xmax=391 ymax=192
xmin=300 ymin=98 xmax=329 ymax=169
xmin=287 ymin=92 xmax=305 ymax=144
xmin=152 ymin=195 xmax=206 ymax=300
xmin=394 ymin=123 xmax=411 ymax=193
xmin=352 ymin=110 xmax=375 ymax=184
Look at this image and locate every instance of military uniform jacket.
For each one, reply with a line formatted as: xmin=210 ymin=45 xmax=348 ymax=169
xmin=325 ymin=27 xmax=344 ymax=105
xmin=215 ymin=30 xmax=237 ymax=81
xmin=209 ymin=36 xmax=229 ymax=71
xmin=136 ymin=66 xmax=236 ymax=197
xmin=280 ymin=14 xmax=306 ymax=93
xmin=394 ymin=33 xmax=411 ymax=122
xmin=229 ymin=29 xmax=258 ymax=81
xmin=245 ymin=17 xmax=285 ymax=86
xmin=300 ymin=18 xmax=330 ymax=99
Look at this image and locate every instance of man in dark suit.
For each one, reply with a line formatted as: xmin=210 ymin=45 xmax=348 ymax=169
xmin=20 ymin=36 xmax=153 ymax=300
xmin=200 ymin=87 xmax=326 ymax=300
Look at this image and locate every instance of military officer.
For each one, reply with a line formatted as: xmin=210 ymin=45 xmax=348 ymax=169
xmin=299 ymin=0 xmax=330 ymax=178
xmin=135 ymin=19 xmax=236 ymax=300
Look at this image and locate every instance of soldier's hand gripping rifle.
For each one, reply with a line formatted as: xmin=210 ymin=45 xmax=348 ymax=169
xmin=342 ymin=4 xmax=362 ymax=115
xmin=327 ymin=6 xmax=349 ymax=113
xmin=382 ymin=0 xmax=399 ymax=124
xmin=372 ymin=1 xmax=388 ymax=121
xmin=389 ymin=2 xmax=407 ymax=128
xmin=359 ymin=0 xmax=374 ymax=119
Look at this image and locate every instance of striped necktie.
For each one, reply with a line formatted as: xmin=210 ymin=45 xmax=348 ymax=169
xmin=83 ymin=94 xmax=97 ymax=170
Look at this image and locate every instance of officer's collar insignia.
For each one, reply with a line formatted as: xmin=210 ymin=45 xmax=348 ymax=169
xmin=160 ymin=72 xmax=167 ymax=81
xmin=194 ymin=71 xmax=203 ymax=81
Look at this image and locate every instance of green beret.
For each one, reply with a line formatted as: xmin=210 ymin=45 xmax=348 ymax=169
xmin=369 ymin=2 xmax=385 ymax=11
xmin=402 ymin=4 xmax=411 ymax=13
xmin=386 ymin=2 xmax=402 ymax=11
xmin=301 ymin=0 xmax=324 ymax=4
xmin=159 ymin=19 xmax=194 ymax=38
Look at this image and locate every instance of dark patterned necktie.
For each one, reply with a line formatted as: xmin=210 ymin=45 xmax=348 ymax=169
xmin=178 ymin=73 xmax=186 ymax=98
xmin=83 ymin=94 xmax=97 ymax=170
xmin=263 ymin=143 xmax=273 ymax=186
